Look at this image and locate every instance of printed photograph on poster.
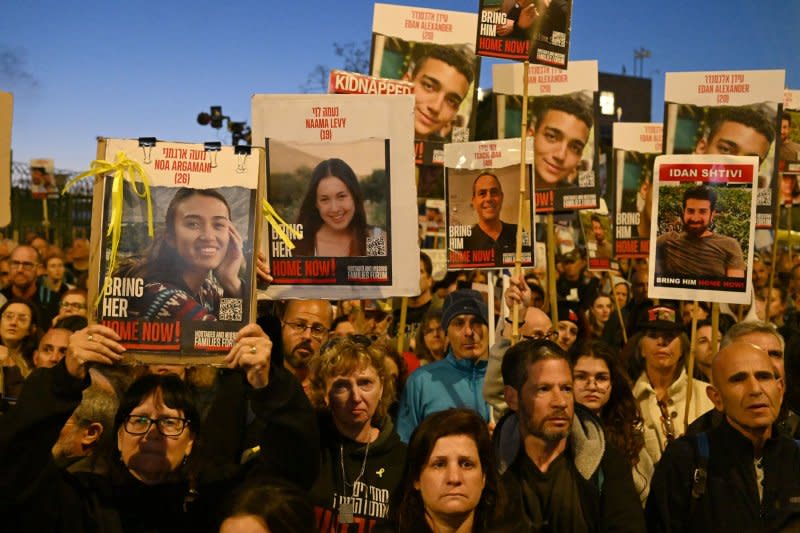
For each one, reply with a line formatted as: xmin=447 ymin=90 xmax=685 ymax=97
xmin=475 ymin=0 xmax=571 ymax=69
xmin=781 ymin=90 xmax=800 ymax=164
xmin=251 ymin=93 xmax=418 ymax=300
xmin=92 ymin=139 xmax=260 ymax=363
xmin=371 ymin=3 xmax=481 ymax=160
xmin=444 ymin=138 xmax=535 ymax=270
xmin=420 ymin=198 xmax=446 ymax=249
xmin=493 ymin=60 xmax=599 ymax=212
xmin=648 ymin=154 xmax=758 ymax=305
xmin=578 ymin=210 xmax=612 ymax=271
xmin=613 ymin=123 xmax=663 ymax=258
xmin=30 ymin=158 xmax=57 ymax=199
xmin=663 ymin=70 xmax=784 ymax=229
xmin=265 ymin=138 xmax=391 ymax=284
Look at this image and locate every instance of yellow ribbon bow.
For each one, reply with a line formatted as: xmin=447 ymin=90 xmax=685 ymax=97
xmin=262 ymin=199 xmax=301 ymax=250
xmin=63 ymin=151 xmax=154 ymax=306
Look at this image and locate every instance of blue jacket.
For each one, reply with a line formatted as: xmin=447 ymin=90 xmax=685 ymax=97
xmin=396 ymin=352 xmax=490 ymax=442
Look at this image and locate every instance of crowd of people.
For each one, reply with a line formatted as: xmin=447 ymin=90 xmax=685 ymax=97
xmin=2 ymin=232 xmax=800 ymax=532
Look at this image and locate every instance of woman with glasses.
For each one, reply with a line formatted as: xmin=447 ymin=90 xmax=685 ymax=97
xmin=308 ymin=337 xmax=406 ymax=531
xmin=572 ymin=341 xmax=653 ymax=504
xmin=627 ymin=308 xmax=713 ymax=465
xmin=0 ymin=298 xmax=40 ymax=402
xmin=0 ymin=322 xmax=319 ymax=532
xmin=413 ymin=310 xmax=448 ymax=365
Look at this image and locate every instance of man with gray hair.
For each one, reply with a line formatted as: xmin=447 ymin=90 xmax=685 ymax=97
xmin=51 ymin=384 xmax=119 ymax=469
xmin=687 ymin=321 xmax=800 ymax=438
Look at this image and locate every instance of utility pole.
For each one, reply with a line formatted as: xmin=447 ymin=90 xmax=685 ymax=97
xmin=633 ymin=47 xmax=651 ymax=77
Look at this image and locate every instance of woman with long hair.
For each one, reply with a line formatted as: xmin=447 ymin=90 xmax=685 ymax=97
xmin=585 ymin=292 xmax=613 ymax=340
xmin=413 ymin=310 xmax=448 ymax=365
xmin=572 ymin=341 xmax=653 ymax=504
xmin=0 ymin=298 xmax=40 ymax=401
xmin=293 ymin=158 xmax=385 ymax=257
xmin=388 ymin=408 xmax=506 ymax=533
xmin=118 ymin=187 xmax=244 ymax=321
xmin=308 ymin=336 xmax=406 ymax=531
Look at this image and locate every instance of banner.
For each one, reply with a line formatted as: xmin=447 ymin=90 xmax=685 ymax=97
xmin=91 ymin=139 xmax=261 ymax=364
xmin=648 ymin=154 xmax=758 ymax=305
xmin=663 ymin=69 xmax=784 ymax=229
xmin=444 ymin=138 xmax=534 ymax=269
xmin=493 ymin=60 xmax=599 ymax=212
xmin=371 ymin=3 xmax=480 ymax=165
xmin=613 ymin=122 xmax=663 ymax=258
xmin=0 ymin=92 xmax=11 ymax=227
xmin=251 ymin=93 xmax=419 ymax=299
xmin=475 ymin=0 xmax=572 ymax=69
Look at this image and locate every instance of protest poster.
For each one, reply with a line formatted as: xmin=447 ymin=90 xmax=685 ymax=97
xmin=493 ymin=60 xmax=598 ymax=212
xmin=663 ymin=70 xmax=784 ymax=229
xmin=475 ymin=0 xmax=572 ymax=69
xmin=251 ymin=93 xmax=419 ymax=300
xmin=371 ymin=3 xmax=481 ymax=165
xmin=0 ymin=92 xmax=11 ymax=227
xmin=328 ymin=69 xmax=413 ymax=96
xmin=30 ymin=158 xmax=57 ymax=199
xmin=613 ymin=122 xmax=663 ymax=258
xmin=578 ymin=210 xmax=612 ymax=271
xmin=648 ymin=154 xmax=758 ymax=305
xmin=782 ymin=89 xmax=800 ymax=166
xmin=89 ymin=139 xmax=261 ymax=364
xmin=445 ymin=138 xmax=534 ymax=269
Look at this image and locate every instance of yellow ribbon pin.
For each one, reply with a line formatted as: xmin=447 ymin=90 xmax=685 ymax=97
xmin=376 ymin=468 xmax=385 ymax=478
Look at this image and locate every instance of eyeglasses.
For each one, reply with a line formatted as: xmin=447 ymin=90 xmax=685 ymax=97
xmin=123 ymin=415 xmax=189 ymax=437
xmin=1 ymin=312 xmax=31 ymax=324
xmin=9 ymin=260 xmax=37 ymax=271
xmin=282 ymin=320 xmax=329 ymax=341
xmin=657 ymin=399 xmax=676 ymax=443
xmin=574 ymin=373 xmax=611 ymax=391
xmin=522 ymin=330 xmax=559 ymax=342
xmin=61 ymin=301 xmax=87 ymax=310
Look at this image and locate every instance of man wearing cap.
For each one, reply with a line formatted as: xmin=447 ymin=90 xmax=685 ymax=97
xmin=556 ymin=248 xmax=600 ymax=304
xmin=396 ymin=289 xmax=491 ymax=442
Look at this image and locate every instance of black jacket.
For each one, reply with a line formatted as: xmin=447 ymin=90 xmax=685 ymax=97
xmin=645 ymin=418 xmax=800 ymax=532
xmin=0 ymin=360 xmax=319 ymax=533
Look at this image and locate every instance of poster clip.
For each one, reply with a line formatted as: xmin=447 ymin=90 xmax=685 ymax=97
xmin=138 ymin=137 xmax=157 ymax=164
xmin=204 ymin=142 xmax=221 ymax=168
xmin=234 ymin=145 xmax=251 ymax=173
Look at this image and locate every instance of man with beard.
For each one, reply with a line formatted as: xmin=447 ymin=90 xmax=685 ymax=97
xmin=495 ymin=339 xmax=644 ymax=531
xmin=280 ymin=299 xmax=333 ymax=395
xmin=655 ymin=185 xmax=745 ymax=278
xmin=463 ymin=172 xmax=517 ymax=265
xmin=589 ymin=214 xmax=612 ymax=259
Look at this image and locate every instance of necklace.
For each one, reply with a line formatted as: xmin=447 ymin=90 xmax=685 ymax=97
xmin=338 ymin=433 xmax=372 ymax=524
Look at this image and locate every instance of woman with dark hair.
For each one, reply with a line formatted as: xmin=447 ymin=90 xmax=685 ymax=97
xmin=0 ymin=322 xmax=319 ymax=532
xmin=220 ymin=481 xmax=314 ymax=533
xmin=572 ymin=341 xmax=653 ymax=504
xmin=413 ymin=310 xmax=448 ymax=365
xmin=118 ymin=187 xmax=245 ymax=321
xmin=585 ymin=292 xmax=613 ymax=340
xmin=388 ymin=408 xmax=505 ymax=533
xmin=293 ymin=158 xmax=385 ymax=257
xmin=0 ymin=298 xmax=40 ymax=401
xmin=308 ymin=337 xmax=406 ymax=531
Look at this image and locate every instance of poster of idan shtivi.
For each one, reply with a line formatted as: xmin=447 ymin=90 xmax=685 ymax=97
xmin=493 ymin=59 xmax=599 ymax=212
xmin=613 ymin=122 xmax=663 ymax=258
xmin=371 ymin=3 xmax=481 ymax=165
xmin=578 ymin=210 xmax=612 ymax=271
xmin=0 ymin=92 xmax=11 ymax=227
xmin=445 ymin=137 xmax=535 ymax=270
xmin=663 ymin=69 xmax=784 ymax=229
xmin=782 ymin=90 xmax=800 ymax=167
xmin=30 ymin=158 xmax=57 ymax=199
xmin=475 ymin=0 xmax=572 ymax=69
xmin=251 ymin=94 xmax=419 ymax=300
xmin=648 ymin=154 xmax=758 ymax=305
xmin=91 ymin=139 xmax=261 ymax=364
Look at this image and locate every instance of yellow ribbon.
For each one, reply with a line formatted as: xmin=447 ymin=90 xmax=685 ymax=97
xmin=262 ymin=199 xmax=301 ymax=250
xmin=63 ymin=151 xmax=154 ymax=306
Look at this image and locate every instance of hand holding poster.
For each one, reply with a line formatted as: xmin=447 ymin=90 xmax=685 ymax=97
xmin=90 ymin=139 xmax=261 ymax=364
xmin=445 ymin=138 xmax=534 ymax=269
xmin=493 ymin=60 xmax=598 ymax=212
xmin=648 ymin=154 xmax=758 ymax=305
xmin=251 ymin=94 xmax=418 ymax=300
xmin=475 ymin=0 xmax=572 ymax=69
xmin=613 ymin=122 xmax=663 ymax=258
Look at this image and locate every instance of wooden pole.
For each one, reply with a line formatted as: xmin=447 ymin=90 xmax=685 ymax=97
xmin=608 ymin=272 xmax=628 ymax=345
xmin=684 ymin=299 xmax=700 ymax=429
xmin=488 ymin=271 xmax=496 ymax=348
xmin=766 ymin=192 xmax=783 ymax=324
xmin=710 ymin=302 xmax=720 ymax=358
xmin=547 ymin=214 xmax=559 ymax=325
xmin=396 ymin=297 xmax=408 ymax=353
xmin=512 ymin=60 xmax=531 ymax=344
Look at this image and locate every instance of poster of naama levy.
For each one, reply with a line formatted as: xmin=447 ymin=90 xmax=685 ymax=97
xmin=90 ymin=139 xmax=261 ymax=364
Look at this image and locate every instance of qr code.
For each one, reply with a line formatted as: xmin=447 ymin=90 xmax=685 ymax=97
xmin=367 ymin=232 xmax=387 ymax=256
xmin=219 ymin=298 xmax=242 ymax=321
xmin=577 ymin=171 xmax=595 ymax=188
xmin=452 ymin=126 xmax=470 ymax=143
xmin=551 ymin=31 xmax=566 ymax=47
